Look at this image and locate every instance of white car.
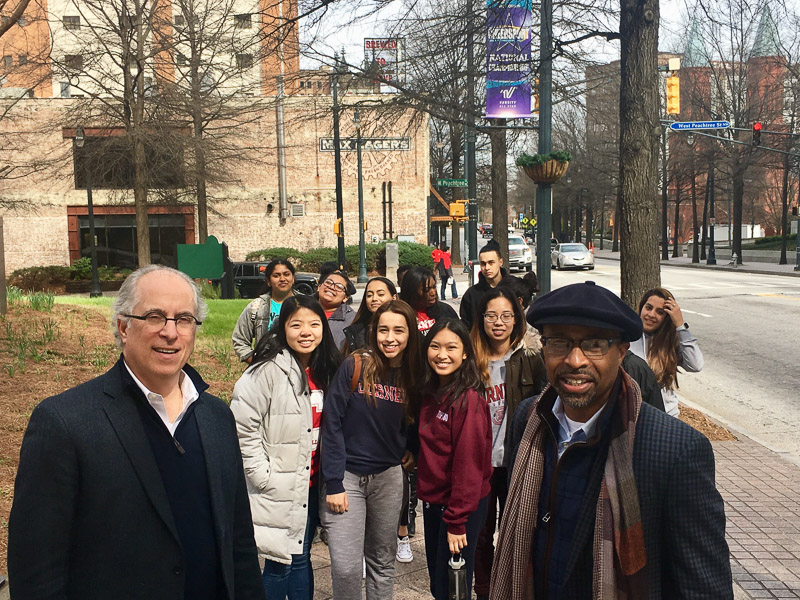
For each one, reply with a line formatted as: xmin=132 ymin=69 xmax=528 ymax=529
xmin=551 ymin=243 xmax=594 ymax=270
xmin=507 ymin=235 xmax=533 ymax=272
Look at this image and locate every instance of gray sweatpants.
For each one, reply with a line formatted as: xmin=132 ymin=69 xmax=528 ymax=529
xmin=320 ymin=466 xmax=404 ymax=600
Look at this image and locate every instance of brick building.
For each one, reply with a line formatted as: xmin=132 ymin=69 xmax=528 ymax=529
xmin=0 ymin=1 xmax=427 ymax=273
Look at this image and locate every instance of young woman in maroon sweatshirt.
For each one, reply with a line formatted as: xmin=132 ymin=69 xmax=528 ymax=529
xmin=417 ymin=318 xmax=492 ymax=600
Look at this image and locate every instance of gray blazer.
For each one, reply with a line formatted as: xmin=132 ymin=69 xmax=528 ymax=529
xmin=327 ymin=303 xmax=356 ymax=351
xmin=8 ymin=359 xmax=265 ymax=600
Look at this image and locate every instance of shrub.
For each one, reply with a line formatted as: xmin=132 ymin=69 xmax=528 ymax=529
xmin=70 ymin=257 xmax=92 ymax=280
xmin=300 ymin=247 xmax=339 ymax=273
xmin=375 ymin=241 xmax=434 ymax=274
xmin=515 ymin=150 xmax=572 ymax=167
xmin=343 ymin=243 xmax=385 ymax=276
xmin=8 ymin=265 xmax=73 ymax=291
xmin=245 ymin=247 xmax=302 ymax=262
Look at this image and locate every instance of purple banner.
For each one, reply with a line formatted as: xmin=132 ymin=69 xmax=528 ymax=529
xmin=486 ymin=0 xmax=532 ymax=119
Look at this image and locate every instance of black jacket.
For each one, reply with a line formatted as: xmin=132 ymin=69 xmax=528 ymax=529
xmin=622 ymin=350 xmax=666 ymax=412
xmin=459 ymin=268 xmax=508 ymax=331
xmin=8 ymin=359 xmax=265 ymax=600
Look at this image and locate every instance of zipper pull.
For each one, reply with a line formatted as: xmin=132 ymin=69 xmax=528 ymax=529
xmin=542 ymin=512 xmax=550 ymax=523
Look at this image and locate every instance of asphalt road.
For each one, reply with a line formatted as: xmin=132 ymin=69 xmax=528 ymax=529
xmin=552 ymin=258 xmax=800 ymax=459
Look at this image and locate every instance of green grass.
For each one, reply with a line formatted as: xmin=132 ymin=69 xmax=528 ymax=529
xmin=54 ymin=296 xmax=249 ymax=342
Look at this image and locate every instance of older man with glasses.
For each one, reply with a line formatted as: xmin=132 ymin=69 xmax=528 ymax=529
xmin=9 ymin=265 xmax=264 ymax=600
xmin=317 ymin=270 xmax=356 ymax=351
xmin=490 ymin=281 xmax=732 ymax=600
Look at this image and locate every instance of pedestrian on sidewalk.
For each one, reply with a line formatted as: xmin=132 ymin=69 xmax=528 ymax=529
xmin=437 ymin=244 xmax=458 ymax=300
xmin=418 ymin=319 xmax=492 ymax=600
xmin=9 ymin=265 xmax=265 ymax=600
xmin=398 ymin=266 xmax=458 ymax=336
xmin=460 ymin=240 xmax=508 ymax=330
xmin=231 ymin=294 xmax=342 ymax=600
xmin=491 ymin=281 xmax=731 ymax=600
xmin=629 ymin=287 xmax=704 ymax=417
xmin=321 ymin=301 xmax=422 ymax=600
xmin=469 ymin=288 xmax=547 ymax=600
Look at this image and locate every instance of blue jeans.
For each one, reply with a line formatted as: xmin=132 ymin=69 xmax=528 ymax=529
xmin=262 ymin=486 xmax=319 ymax=600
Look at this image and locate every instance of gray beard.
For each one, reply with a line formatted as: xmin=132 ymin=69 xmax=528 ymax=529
xmin=556 ymin=384 xmax=596 ymax=410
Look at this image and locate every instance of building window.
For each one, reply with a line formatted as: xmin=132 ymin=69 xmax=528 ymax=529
xmin=234 ymin=13 xmax=252 ymax=28
xmin=2 ymin=55 xmax=12 ymax=69
xmin=176 ymin=53 xmax=187 ymax=66
xmin=317 ymin=81 xmax=322 ymax=89
xmin=236 ymin=53 xmax=253 ymax=69
xmin=64 ymin=54 xmax=84 ymax=71
xmin=174 ymin=14 xmax=185 ymax=26
xmin=60 ymin=82 xmax=71 ymax=98
xmin=18 ymin=54 xmax=28 ymax=66
xmin=63 ymin=15 xmax=81 ymax=30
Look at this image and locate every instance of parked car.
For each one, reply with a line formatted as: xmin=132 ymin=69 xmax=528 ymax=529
xmin=524 ymin=229 xmax=535 ymax=243
xmin=551 ymin=243 xmax=594 ymax=270
xmin=232 ymin=262 xmax=318 ymax=299
xmin=507 ymin=235 xmax=533 ymax=272
xmin=481 ymin=223 xmax=494 ymax=239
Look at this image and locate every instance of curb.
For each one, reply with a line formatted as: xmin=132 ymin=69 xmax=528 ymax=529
xmin=594 ymin=253 xmax=800 ymax=278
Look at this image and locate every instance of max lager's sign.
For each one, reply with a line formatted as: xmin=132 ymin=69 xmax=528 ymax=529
xmin=319 ymin=137 xmax=411 ymax=152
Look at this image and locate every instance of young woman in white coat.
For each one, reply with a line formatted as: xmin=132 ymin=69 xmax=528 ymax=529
xmin=231 ymin=294 xmax=342 ymax=600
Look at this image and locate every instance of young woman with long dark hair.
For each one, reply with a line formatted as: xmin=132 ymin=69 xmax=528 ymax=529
xmin=398 ymin=266 xmax=458 ymax=336
xmin=320 ymin=300 xmax=422 ymax=599
xmin=417 ymin=319 xmax=492 ymax=600
xmin=341 ymin=276 xmax=397 ymax=354
xmin=630 ymin=287 xmax=704 ymax=416
xmin=231 ymin=295 xmax=341 ymax=600
xmin=468 ymin=288 xmax=547 ymax=599
xmin=232 ymin=258 xmax=296 ymax=363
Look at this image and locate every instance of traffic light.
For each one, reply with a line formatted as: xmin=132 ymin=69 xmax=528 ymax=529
xmin=449 ymin=201 xmax=466 ymax=218
xmin=752 ymin=122 xmax=762 ymax=146
xmin=666 ymin=76 xmax=680 ymax=115
xmin=333 ymin=218 xmax=342 ymax=236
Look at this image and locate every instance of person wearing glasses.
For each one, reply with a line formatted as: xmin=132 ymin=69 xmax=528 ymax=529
xmin=318 ymin=270 xmax=356 ymax=350
xmin=9 ymin=265 xmax=265 ymax=599
xmin=468 ymin=288 xmax=546 ymax=600
xmin=490 ymin=281 xmax=731 ymax=600
xmin=233 ymin=258 xmax=297 ymax=364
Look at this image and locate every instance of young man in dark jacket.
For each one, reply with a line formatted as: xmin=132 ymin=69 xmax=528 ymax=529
xmin=460 ymin=240 xmax=508 ymax=330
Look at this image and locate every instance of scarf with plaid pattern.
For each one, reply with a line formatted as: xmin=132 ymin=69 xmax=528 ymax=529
xmin=489 ymin=369 xmax=648 ymax=600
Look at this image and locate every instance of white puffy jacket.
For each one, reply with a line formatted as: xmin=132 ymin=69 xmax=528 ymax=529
xmin=230 ymin=349 xmax=314 ymax=564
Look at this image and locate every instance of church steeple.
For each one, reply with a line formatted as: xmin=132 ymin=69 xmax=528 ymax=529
xmin=750 ymin=5 xmax=782 ymax=59
xmin=683 ymin=16 xmax=709 ymax=68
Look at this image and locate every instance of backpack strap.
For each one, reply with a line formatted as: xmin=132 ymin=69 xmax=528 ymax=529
xmin=350 ymin=353 xmax=362 ymax=394
xmin=250 ymin=295 xmax=267 ymax=322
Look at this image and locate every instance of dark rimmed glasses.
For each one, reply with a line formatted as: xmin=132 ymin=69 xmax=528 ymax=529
xmin=122 ymin=311 xmax=201 ymax=334
xmin=540 ymin=337 xmax=620 ymax=359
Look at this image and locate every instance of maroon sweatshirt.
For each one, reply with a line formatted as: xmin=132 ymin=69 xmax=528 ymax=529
xmin=417 ymin=388 xmax=493 ymax=535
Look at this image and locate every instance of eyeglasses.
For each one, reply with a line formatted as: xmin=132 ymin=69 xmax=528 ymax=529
xmin=322 ymin=279 xmax=347 ymax=294
xmin=123 ymin=311 xmax=201 ymax=334
xmin=483 ymin=312 xmax=515 ymax=324
xmin=540 ymin=337 xmax=620 ymax=359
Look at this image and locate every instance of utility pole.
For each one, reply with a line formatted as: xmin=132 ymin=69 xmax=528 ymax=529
xmin=332 ymin=57 xmax=346 ymax=272
xmin=466 ymin=0 xmax=478 ymax=275
xmin=535 ymin=0 xmax=554 ymax=293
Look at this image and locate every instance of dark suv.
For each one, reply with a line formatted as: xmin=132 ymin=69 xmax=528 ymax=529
xmin=233 ymin=262 xmax=318 ymax=299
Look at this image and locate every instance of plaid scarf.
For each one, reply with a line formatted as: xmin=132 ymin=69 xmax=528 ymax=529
xmin=489 ymin=369 xmax=648 ymax=600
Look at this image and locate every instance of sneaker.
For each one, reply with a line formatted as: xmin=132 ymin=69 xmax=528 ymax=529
xmin=396 ymin=536 xmax=413 ymax=563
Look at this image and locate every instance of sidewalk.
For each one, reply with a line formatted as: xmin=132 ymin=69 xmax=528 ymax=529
xmin=593 ymin=248 xmax=800 ymax=277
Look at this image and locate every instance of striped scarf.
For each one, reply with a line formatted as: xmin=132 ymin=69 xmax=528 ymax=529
xmin=489 ymin=369 xmax=648 ymax=600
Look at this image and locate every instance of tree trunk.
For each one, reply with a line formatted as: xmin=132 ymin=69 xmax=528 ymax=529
xmin=672 ymin=180 xmax=681 ymax=258
xmin=490 ymin=119 xmax=508 ymax=259
xmin=586 ymin=205 xmax=594 ymax=248
xmin=661 ymin=128 xmax=669 ymax=259
xmin=575 ymin=205 xmax=582 ymax=243
xmin=449 ymin=125 xmax=463 ymax=265
xmin=732 ymin=162 xmax=744 ymax=264
xmin=612 ymin=200 xmax=620 ymax=252
xmin=779 ymin=152 xmax=790 ymax=264
xmin=133 ymin=134 xmax=151 ymax=266
xmin=690 ymin=168 xmax=699 ymax=263
xmin=700 ymin=170 xmax=708 ymax=261
xmin=618 ymin=0 xmax=660 ymax=306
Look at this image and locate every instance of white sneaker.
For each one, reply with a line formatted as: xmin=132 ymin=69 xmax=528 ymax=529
xmin=396 ymin=536 xmax=413 ymax=563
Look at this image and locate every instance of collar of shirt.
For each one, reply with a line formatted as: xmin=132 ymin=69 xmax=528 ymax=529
xmin=123 ymin=361 xmax=199 ymax=436
xmin=551 ymin=396 xmax=607 ymax=459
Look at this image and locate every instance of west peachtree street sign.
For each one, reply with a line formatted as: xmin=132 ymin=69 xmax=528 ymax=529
xmin=669 ymin=121 xmax=730 ymax=131
xmin=319 ymin=137 xmax=411 ymax=152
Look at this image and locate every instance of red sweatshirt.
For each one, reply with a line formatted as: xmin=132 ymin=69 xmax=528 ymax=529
xmin=417 ymin=388 xmax=493 ymax=535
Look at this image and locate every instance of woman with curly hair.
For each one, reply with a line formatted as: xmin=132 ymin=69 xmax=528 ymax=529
xmin=629 ymin=287 xmax=704 ymax=417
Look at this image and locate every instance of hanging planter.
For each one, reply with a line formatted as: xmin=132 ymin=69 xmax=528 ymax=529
xmin=516 ymin=151 xmax=572 ymax=184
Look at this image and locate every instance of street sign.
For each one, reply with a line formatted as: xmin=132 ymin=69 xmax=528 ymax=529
xmin=521 ymin=217 xmax=529 ymax=225
xmin=437 ymin=178 xmax=468 ymax=188
xmin=669 ymin=121 xmax=730 ymax=131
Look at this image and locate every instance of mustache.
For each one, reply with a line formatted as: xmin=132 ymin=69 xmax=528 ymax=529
xmin=554 ymin=367 xmax=596 ymax=382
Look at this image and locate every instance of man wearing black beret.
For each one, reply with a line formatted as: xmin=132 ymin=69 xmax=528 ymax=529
xmin=490 ymin=281 xmax=732 ymax=600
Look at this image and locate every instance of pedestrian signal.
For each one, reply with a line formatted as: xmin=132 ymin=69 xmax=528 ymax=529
xmin=666 ymin=76 xmax=680 ymax=115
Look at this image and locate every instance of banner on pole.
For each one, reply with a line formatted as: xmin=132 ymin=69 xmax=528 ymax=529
xmin=486 ymin=0 xmax=532 ymax=119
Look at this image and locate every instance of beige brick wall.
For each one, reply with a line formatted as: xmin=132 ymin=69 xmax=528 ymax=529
xmin=0 ymin=97 xmax=429 ymax=274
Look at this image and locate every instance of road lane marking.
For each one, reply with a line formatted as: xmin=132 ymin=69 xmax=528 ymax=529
xmin=754 ymin=293 xmax=800 ymax=301
xmin=682 ymin=309 xmax=712 ymax=317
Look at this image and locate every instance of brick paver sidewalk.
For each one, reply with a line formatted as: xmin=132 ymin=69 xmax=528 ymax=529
xmin=714 ymin=439 xmax=800 ymax=598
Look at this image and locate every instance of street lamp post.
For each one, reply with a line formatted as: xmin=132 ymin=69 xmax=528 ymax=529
xmin=354 ymin=109 xmax=368 ymax=283
xmin=75 ymin=127 xmax=102 ymax=298
xmin=331 ymin=56 xmax=346 ymax=272
xmin=707 ymin=158 xmax=716 ymax=265
xmin=795 ymin=162 xmax=800 ymax=271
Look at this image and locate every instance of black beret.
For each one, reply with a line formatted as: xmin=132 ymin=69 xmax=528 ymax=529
xmin=526 ymin=281 xmax=643 ymax=341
